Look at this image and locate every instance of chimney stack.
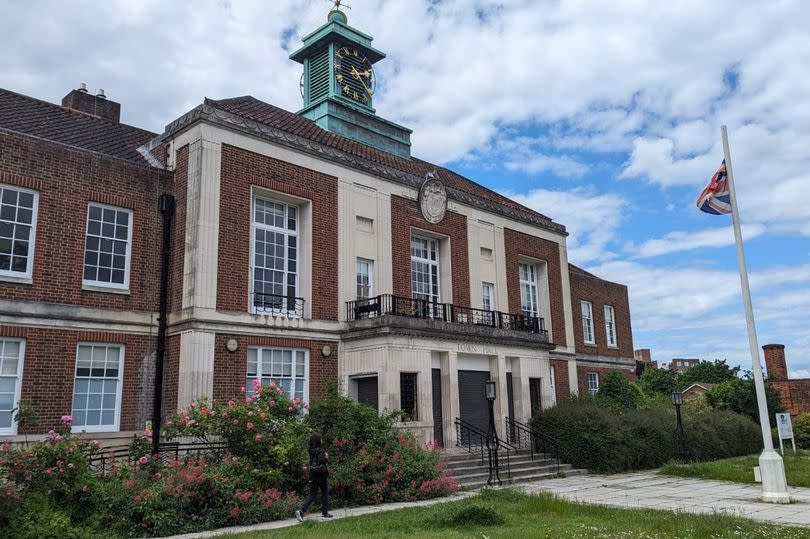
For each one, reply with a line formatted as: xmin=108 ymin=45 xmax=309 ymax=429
xmin=763 ymin=344 xmax=788 ymax=380
xmin=61 ymin=84 xmax=120 ymax=123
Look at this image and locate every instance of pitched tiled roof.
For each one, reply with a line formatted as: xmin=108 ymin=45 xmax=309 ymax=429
xmin=0 ymin=88 xmax=156 ymax=163
xmin=205 ymin=96 xmax=558 ymax=227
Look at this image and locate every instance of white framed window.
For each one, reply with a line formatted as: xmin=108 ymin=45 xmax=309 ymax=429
xmin=519 ymin=263 xmax=539 ymax=318
xmin=83 ymin=203 xmax=132 ymax=289
xmin=411 ymin=234 xmax=440 ymax=304
xmin=604 ymin=305 xmax=617 ymax=347
xmin=247 ymin=347 xmax=308 ymax=403
xmin=581 ymin=300 xmax=595 ymax=344
xmin=0 ymin=339 xmax=25 ymax=435
xmin=356 ymin=258 xmax=373 ymax=300
xmin=587 ymin=372 xmax=599 ymax=396
xmin=0 ymin=185 xmax=38 ymax=279
xmin=72 ymin=343 xmax=124 ymax=432
xmin=549 ymin=365 xmax=557 ymax=405
xmin=482 ymin=282 xmax=495 ymax=311
xmin=251 ymin=197 xmax=299 ymax=316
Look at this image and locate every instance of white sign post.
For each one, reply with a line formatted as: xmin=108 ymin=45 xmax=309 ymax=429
xmin=776 ymin=413 xmax=796 ymax=454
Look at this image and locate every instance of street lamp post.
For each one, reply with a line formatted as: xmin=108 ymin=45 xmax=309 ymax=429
xmin=485 ymin=380 xmax=501 ymax=486
xmin=672 ymin=392 xmax=687 ymax=461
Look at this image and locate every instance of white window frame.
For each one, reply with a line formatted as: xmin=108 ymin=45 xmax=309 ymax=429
xmin=249 ymin=196 xmax=300 ymax=316
xmin=587 ymin=372 xmax=599 ymax=396
xmin=410 ymin=234 xmax=440 ymax=304
xmin=519 ymin=263 xmax=539 ymax=318
xmin=71 ymin=343 xmax=124 ymax=433
xmin=246 ymin=347 xmax=309 ymax=404
xmin=549 ymin=364 xmax=557 ymax=405
xmin=0 ymin=338 xmax=25 ymax=435
xmin=604 ymin=305 xmax=617 ymax=347
xmin=482 ymin=282 xmax=495 ymax=311
xmin=0 ymin=185 xmax=39 ymax=281
xmin=356 ymin=258 xmax=374 ymax=300
xmin=581 ymin=300 xmax=595 ymax=345
xmin=82 ymin=202 xmax=133 ymax=290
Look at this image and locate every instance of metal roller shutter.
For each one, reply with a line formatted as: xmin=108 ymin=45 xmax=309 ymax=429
xmin=431 ymin=368 xmax=443 ymax=447
xmin=356 ymin=376 xmax=378 ymax=412
xmin=458 ymin=370 xmax=490 ymax=435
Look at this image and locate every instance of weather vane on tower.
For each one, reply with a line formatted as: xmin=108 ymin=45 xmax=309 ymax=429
xmin=329 ymin=0 xmax=351 ymax=13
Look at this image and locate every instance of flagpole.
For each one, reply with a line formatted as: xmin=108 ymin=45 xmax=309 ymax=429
xmin=721 ymin=125 xmax=790 ymax=503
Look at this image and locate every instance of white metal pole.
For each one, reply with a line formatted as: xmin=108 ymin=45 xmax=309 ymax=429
xmin=721 ymin=125 xmax=790 ymax=502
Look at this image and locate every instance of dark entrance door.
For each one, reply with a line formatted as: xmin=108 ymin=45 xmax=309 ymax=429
xmin=431 ymin=368 xmax=444 ymax=447
xmin=356 ymin=376 xmax=378 ymax=411
xmin=458 ymin=370 xmax=490 ymax=442
xmin=506 ymin=372 xmax=516 ymax=442
xmin=529 ymin=377 xmax=542 ymax=418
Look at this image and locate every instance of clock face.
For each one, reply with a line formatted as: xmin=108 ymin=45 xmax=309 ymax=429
xmin=334 ymin=45 xmax=375 ymax=103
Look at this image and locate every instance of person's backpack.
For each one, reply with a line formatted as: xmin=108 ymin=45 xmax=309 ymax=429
xmin=309 ymin=449 xmax=326 ymax=476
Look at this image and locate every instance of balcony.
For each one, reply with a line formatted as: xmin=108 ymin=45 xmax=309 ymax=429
xmin=345 ymin=294 xmax=551 ymax=346
xmin=252 ymin=292 xmax=305 ymax=318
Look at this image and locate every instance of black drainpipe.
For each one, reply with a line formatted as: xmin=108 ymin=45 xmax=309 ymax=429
xmin=152 ymin=192 xmax=175 ymax=455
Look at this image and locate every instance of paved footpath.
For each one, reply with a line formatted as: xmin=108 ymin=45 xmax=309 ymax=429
xmin=168 ymin=472 xmax=810 ymax=537
xmin=519 ymin=471 xmax=810 ymax=528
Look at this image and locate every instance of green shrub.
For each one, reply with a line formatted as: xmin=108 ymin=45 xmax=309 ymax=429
xmin=639 ymin=367 xmax=676 ymax=396
xmin=596 ymin=372 xmax=641 ymax=410
xmin=704 ymin=378 xmax=783 ymax=422
xmin=533 ymin=396 xmax=762 ymax=473
xmin=795 ymin=413 xmax=810 ymax=449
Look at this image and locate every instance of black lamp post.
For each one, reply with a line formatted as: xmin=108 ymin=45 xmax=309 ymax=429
xmin=485 ymin=380 xmax=501 ymax=485
xmin=671 ymin=391 xmax=687 ymax=461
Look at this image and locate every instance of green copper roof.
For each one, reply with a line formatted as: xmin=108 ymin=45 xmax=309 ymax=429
xmin=289 ymin=15 xmax=385 ymax=64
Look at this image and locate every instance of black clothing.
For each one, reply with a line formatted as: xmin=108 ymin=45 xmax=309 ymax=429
xmin=300 ymin=474 xmax=329 ymax=516
xmin=300 ymin=446 xmax=329 ymax=515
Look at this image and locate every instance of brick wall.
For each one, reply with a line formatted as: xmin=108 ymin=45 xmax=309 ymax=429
xmin=0 ymin=132 xmax=170 ymax=312
xmin=569 ymin=269 xmax=633 ymax=357
xmin=764 ymin=344 xmax=788 ymax=380
xmin=212 ymin=334 xmax=338 ymax=403
xmin=0 ymin=325 xmax=155 ymax=433
xmin=576 ymin=365 xmax=636 ymax=394
xmin=216 ymin=144 xmax=338 ymax=320
xmin=390 ymin=195 xmax=470 ymax=307
xmin=549 ymin=358 xmax=570 ymax=401
xmin=503 ymin=228 xmax=566 ymax=346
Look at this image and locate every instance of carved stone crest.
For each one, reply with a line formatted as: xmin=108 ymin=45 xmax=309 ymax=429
xmin=418 ymin=170 xmax=447 ymax=224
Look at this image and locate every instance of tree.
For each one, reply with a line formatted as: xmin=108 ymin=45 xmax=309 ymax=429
xmin=639 ymin=367 xmax=676 ymax=397
xmin=676 ymin=359 xmax=740 ymax=390
xmin=596 ymin=371 xmax=641 ymax=410
xmin=795 ymin=413 xmax=810 ymax=449
xmin=703 ymin=377 xmax=783 ymax=422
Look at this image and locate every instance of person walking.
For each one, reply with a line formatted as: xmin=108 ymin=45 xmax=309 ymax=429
xmin=295 ymin=432 xmax=333 ymax=521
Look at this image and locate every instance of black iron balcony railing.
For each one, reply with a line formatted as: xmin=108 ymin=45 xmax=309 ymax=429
xmin=346 ymin=294 xmax=548 ymax=339
xmin=252 ymin=292 xmax=305 ymax=317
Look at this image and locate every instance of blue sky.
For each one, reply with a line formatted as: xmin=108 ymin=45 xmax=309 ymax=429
xmin=3 ymin=0 xmax=809 ymax=376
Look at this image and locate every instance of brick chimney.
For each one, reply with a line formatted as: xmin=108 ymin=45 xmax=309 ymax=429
xmin=61 ymin=83 xmax=121 ymax=123
xmin=763 ymin=344 xmax=788 ymax=380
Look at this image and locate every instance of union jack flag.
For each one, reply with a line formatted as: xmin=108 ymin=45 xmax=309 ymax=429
xmin=696 ymin=160 xmax=731 ymax=214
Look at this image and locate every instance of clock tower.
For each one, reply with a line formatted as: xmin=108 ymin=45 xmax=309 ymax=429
xmin=290 ymin=8 xmax=412 ymax=159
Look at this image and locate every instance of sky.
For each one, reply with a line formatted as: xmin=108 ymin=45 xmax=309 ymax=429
xmin=3 ymin=0 xmax=810 ymax=377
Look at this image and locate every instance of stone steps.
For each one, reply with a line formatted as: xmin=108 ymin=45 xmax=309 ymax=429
xmin=443 ymin=448 xmax=585 ymax=490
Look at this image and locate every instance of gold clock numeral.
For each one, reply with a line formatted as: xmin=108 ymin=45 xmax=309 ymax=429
xmin=336 ymin=74 xmax=343 ymax=82
xmin=342 ymin=84 xmax=351 ymax=95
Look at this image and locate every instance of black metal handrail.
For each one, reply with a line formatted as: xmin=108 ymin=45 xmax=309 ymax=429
xmin=454 ymin=417 xmax=512 ymax=481
xmin=86 ymin=441 xmax=230 ymax=475
xmin=347 ymin=294 xmax=548 ymax=339
xmin=505 ymin=417 xmax=560 ymax=473
xmin=252 ymin=292 xmax=305 ymax=317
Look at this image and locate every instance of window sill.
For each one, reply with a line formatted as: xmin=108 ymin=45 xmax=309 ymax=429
xmin=584 ymin=342 xmax=597 ymax=347
xmin=82 ymin=284 xmax=131 ymax=295
xmin=71 ymin=425 xmax=119 ymax=434
xmin=0 ymin=274 xmax=33 ymax=285
xmin=607 ymin=345 xmax=619 ymax=349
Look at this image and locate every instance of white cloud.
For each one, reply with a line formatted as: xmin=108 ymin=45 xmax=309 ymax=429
xmin=503 ymin=187 xmax=625 ymax=264
xmin=627 ymin=224 xmax=765 ymax=259
xmin=790 ymin=369 xmax=810 ymax=379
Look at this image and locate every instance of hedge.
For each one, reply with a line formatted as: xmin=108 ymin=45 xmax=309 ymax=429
xmin=532 ymin=396 xmax=762 ymax=473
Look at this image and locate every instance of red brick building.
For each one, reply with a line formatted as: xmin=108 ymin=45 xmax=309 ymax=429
xmin=0 ymin=11 xmax=634 ymax=445
xmin=764 ymin=344 xmax=810 ymax=416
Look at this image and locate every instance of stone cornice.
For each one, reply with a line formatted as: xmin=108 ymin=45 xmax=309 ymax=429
xmin=155 ymin=104 xmax=567 ymax=235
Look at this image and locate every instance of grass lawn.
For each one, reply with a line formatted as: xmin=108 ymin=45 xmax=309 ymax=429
xmin=225 ymin=489 xmax=810 ymax=539
xmin=660 ymin=451 xmax=810 ymax=488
